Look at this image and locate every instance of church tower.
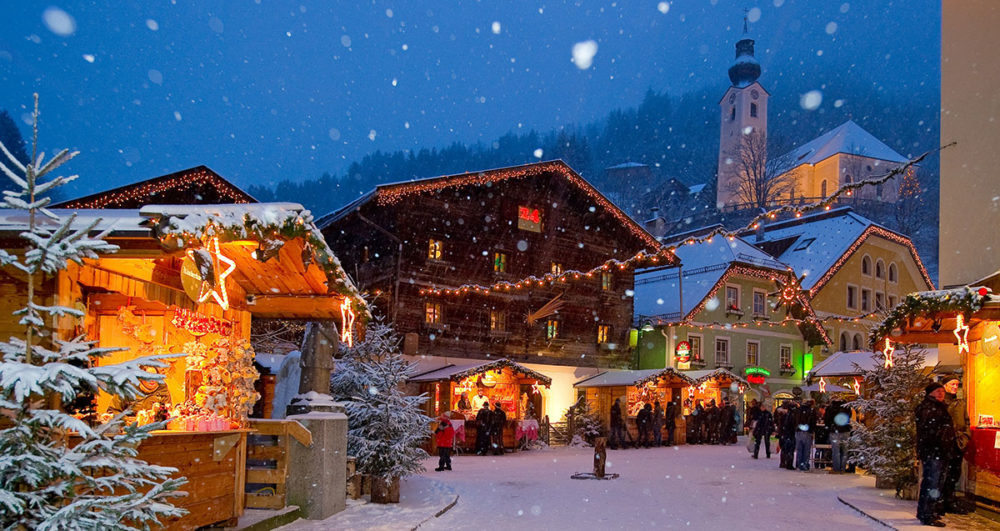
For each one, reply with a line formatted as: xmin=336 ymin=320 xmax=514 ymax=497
xmin=716 ymin=17 xmax=769 ymax=209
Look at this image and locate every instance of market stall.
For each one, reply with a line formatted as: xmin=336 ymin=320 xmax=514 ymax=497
xmin=574 ymin=368 xmax=695 ymax=445
xmin=409 ymin=358 xmax=551 ymax=451
xmin=1 ymin=203 xmax=362 ymax=529
xmin=870 ymin=285 xmax=1000 ymax=514
xmin=681 ymin=368 xmax=749 ymax=440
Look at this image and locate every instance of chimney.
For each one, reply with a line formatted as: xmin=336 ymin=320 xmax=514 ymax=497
xmin=755 ymin=222 xmax=765 ymax=242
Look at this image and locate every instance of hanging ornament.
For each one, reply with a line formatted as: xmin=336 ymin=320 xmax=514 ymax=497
xmin=818 ymin=377 xmax=827 ymax=393
xmin=181 ymin=237 xmax=237 ymax=310
xmin=340 ymin=298 xmax=356 ymax=348
xmin=853 ymin=376 xmax=862 ymax=395
xmin=953 ymin=313 xmax=970 ymax=355
xmin=882 ymin=337 xmax=894 ymax=368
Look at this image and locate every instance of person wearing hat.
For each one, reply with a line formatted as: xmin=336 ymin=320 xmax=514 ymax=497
xmin=914 ymin=382 xmax=956 ymax=527
xmin=434 ymin=414 xmax=455 ymax=471
xmin=942 ymin=377 xmax=972 ymax=513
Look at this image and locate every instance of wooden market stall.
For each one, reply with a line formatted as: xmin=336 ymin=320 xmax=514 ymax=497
xmin=871 ymin=285 xmax=1000 ymax=515
xmin=574 ymin=368 xmax=695 ymax=445
xmin=409 ymin=358 xmax=551 ymax=451
xmin=0 ymin=203 xmax=362 ymax=529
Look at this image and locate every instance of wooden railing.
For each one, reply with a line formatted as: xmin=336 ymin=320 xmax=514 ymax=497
xmin=245 ymin=419 xmax=313 ymax=510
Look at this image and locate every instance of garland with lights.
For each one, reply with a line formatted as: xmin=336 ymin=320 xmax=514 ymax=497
xmin=171 ymin=308 xmax=233 ymax=336
xmin=440 ymin=358 xmax=553 ymax=386
xmin=633 ymin=367 xmax=697 ymax=387
xmin=57 ymin=167 xmax=253 ymax=209
xmin=868 ymin=286 xmax=990 ymax=349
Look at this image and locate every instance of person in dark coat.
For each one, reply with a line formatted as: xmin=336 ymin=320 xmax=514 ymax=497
xmin=491 ymin=402 xmax=507 ymax=455
xmin=689 ymin=400 xmax=704 ymax=444
xmin=636 ymin=403 xmax=652 ymax=448
xmin=721 ymin=399 xmax=737 ymax=444
xmin=825 ymin=400 xmax=853 ymax=473
xmin=475 ymin=404 xmax=492 ymax=455
xmin=664 ymin=399 xmax=678 ymax=446
xmin=651 ymin=401 xmax=664 ymax=447
xmin=705 ymin=400 xmax=719 ymax=444
xmin=792 ymin=400 xmax=817 ymax=471
xmin=609 ymin=398 xmax=625 ymax=449
xmin=745 ymin=399 xmax=760 ymax=434
xmin=915 ymin=382 xmax=956 ymax=527
xmin=942 ymin=378 xmax=972 ymax=513
xmin=752 ymin=402 xmax=774 ymax=459
xmin=775 ymin=401 xmax=795 ymax=470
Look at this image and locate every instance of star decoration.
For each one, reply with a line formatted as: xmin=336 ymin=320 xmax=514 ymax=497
xmin=882 ymin=337 xmax=894 ymax=368
xmin=340 ymin=298 xmax=356 ymax=348
xmin=953 ymin=313 xmax=970 ymax=355
xmin=185 ymin=237 xmax=236 ymax=310
xmin=819 ymin=377 xmax=827 ymax=393
xmin=769 ymin=273 xmax=805 ymax=313
xmin=853 ymin=377 xmax=862 ymax=395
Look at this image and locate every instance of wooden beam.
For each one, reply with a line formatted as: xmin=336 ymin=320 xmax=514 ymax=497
xmin=246 ymin=294 xmax=343 ymax=319
xmin=888 ymin=331 xmax=965 ymax=345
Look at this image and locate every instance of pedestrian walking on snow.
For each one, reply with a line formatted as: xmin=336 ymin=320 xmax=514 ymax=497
xmin=475 ymin=404 xmax=492 ymax=455
xmin=637 ymin=403 xmax=652 ymax=448
xmin=610 ymin=398 xmax=625 ymax=449
xmin=752 ymin=402 xmax=774 ymax=459
xmin=434 ymin=415 xmax=455 ymax=471
xmin=652 ymin=401 xmax=665 ymax=447
xmin=491 ymin=402 xmax=507 ymax=455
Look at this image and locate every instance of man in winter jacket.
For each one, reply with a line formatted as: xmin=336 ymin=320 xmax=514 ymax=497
xmin=942 ymin=378 xmax=972 ymax=513
xmin=825 ymin=400 xmax=853 ymax=473
xmin=609 ymin=398 xmax=625 ymax=449
xmin=914 ymin=382 xmax=956 ymax=527
xmin=792 ymin=400 xmax=817 ymax=471
xmin=434 ymin=415 xmax=455 ymax=471
xmin=775 ymin=402 xmax=795 ymax=470
xmin=664 ymin=399 xmax=678 ymax=446
xmin=475 ymin=404 xmax=492 ymax=455
xmin=636 ymin=403 xmax=652 ymax=447
xmin=752 ymin=402 xmax=774 ymax=459
xmin=490 ymin=402 xmax=507 ymax=455
xmin=651 ymin=401 xmax=665 ymax=447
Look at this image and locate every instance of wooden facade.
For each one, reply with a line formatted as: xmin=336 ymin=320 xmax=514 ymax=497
xmin=320 ymin=161 xmax=676 ymax=368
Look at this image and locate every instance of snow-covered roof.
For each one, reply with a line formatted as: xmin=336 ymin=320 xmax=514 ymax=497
xmin=408 ymin=358 xmax=552 ymax=386
xmin=688 ymin=183 xmax=706 ymax=195
xmin=782 ymin=120 xmax=909 ymax=167
xmin=573 ymin=369 xmax=664 ymax=388
xmin=0 ymin=208 xmax=151 ymax=237
xmin=683 ymin=368 xmax=750 ymax=386
xmin=633 ymin=231 xmax=788 ymax=320
xmin=809 ymin=348 xmax=940 ymax=378
xmin=606 ymin=162 xmax=648 ymax=170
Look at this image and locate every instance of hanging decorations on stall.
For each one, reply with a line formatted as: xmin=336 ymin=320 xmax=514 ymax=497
xmin=675 ymin=341 xmax=691 ymax=363
xmin=954 ymin=313 xmax=970 ymax=354
xmin=882 ymin=337 xmax=895 ymax=368
xmin=853 ymin=376 xmax=862 ymax=395
xmin=819 ymin=377 xmax=827 ymax=393
xmin=479 ymin=372 xmax=498 ymax=388
xmin=176 ymin=338 xmax=260 ymax=430
xmin=117 ymin=306 xmax=158 ymax=344
xmin=171 ymin=308 xmax=233 ymax=337
xmin=340 ymin=298 xmax=356 ymax=347
xmin=180 ymin=237 xmax=237 ymax=310
xmin=869 ymin=286 xmax=989 ymax=348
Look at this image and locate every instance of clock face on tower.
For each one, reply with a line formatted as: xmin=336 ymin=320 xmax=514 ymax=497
xmin=751 ymin=89 xmax=759 ymax=100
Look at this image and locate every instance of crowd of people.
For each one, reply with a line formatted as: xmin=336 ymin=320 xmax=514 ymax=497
xmin=749 ymin=398 xmax=855 ymax=473
xmin=605 ymin=397 xmax=743 ymax=449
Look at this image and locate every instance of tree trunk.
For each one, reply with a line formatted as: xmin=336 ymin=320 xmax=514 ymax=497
xmin=370 ymin=476 xmax=400 ymax=504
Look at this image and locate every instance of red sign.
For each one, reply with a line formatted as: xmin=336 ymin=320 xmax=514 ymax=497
xmin=747 ymin=374 xmax=766 ymax=385
xmin=517 ymin=206 xmax=542 ymax=232
xmin=675 ymin=341 xmax=691 ymax=362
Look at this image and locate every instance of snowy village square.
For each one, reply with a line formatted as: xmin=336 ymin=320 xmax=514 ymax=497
xmin=1 ymin=2 xmax=1000 ymax=530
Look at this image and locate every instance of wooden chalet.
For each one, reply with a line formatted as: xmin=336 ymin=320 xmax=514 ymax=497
xmin=319 ymin=160 xmax=677 ymax=369
xmin=54 ymin=165 xmax=256 ymax=209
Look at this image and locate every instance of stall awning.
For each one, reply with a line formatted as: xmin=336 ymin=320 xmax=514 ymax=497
xmin=574 ymin=368 xmax=697 ymax=388
xmin=773 ymin=382 xmax=851 ymax=396
xmin=683 ymin=368 xmax=750 ymax=387
xmin=408 ymin=358 xmax=552 ymax=387
xmin=808 ymin=349 xmax=940 ymax=380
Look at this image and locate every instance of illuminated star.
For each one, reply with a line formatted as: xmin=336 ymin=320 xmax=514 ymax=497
xmin=819 ymin=377 xmax=827 ymax=393
xmin=192 ymin=237 xmax=236 ymax=310
xmin=954 ymin=313 xmax=970 ymax=355
xmin=340 ymin=298 xmax=356 ymax=347
xmin=882 ymin=337 xmax=894 ymax=368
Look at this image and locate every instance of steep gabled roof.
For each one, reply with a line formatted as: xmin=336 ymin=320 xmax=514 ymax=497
xmin=745 ymin=207 xmax=934 ymax=294
xmin=318 ymin=160 xmax=664 ymax=252
xmin=54 ymin=166 xmax=256 ymax=209
xmin=782 ymin=120 xmax=909 ymax=168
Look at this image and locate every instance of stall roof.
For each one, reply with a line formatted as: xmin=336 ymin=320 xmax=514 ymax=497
xmin=772 ymin=382 xmax=851 ymax=396
xmin=683 ymin=368 xmax=750 ymax=386
xmin=809 ymin=349 xmax=940 ymax=379
xmin=573 ymin=369 xmax=664 ymax=388
xmin=408 ymin=358 xmax=552 ymax=386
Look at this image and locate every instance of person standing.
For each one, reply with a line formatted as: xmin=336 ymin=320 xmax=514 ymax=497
xmin=775 ymin=401 xmax=795 ymax=470
xmin=721 ymin=399 xmax=736 ymax=444
xmin=704 ymin=400 xmax=719 ymax=444
xmin=491 ymin=402 xmax=507 ymax=455
xmin=609 ymin=398 xmax=625 ymax=449
xmin=746 ymin=399 xmax=760 ymax=435
xmin=792 ymin=400 xmax=817 ymax=471
xmin=636 ymin=403 xmax=652 ymax=448
xmin=752 ymin=402 xmax=774 ymax=459
xmin=825 ymin=399 xmax=852 ymax=473
xmin=664 ymin=399 xmax=677 ymax=446
xmin=690 ymin=400 xmax=704 ymax=444
xmin=475 ymin=403 xmax=492 ymax=455
xmin=942 ymin=377 xmax=972 ymax=514
xmin=434 ymin=415 xmax=455 ymax=471
xmin=651 ymin=401 xmax=665 ymax=447
xmin=471 ymin=389 xmax=490 ymax=411
xmin=915 ymin=383 xmax=956 ymax=527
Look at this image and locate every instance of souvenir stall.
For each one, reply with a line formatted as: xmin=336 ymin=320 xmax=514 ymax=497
xmin=409 ymin=359 xmax=551 ymax=451
xmin=574 ymin=368 xmax=695 ymax=445
xmin=3 ymin=203 xmax=363 ymax=530
xmin=871 ymin=285 xmax=1000 ymax=514
xmin=681 ymin=368 xmax=749 ymax=439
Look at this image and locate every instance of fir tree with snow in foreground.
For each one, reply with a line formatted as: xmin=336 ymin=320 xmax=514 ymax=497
xmin=330 ymin=316 xmax=430 ymax=503
xmin=0 ymin=96 xmax=186 ymax=529
xmin=849 ymin=343 xmax=927 ymax=498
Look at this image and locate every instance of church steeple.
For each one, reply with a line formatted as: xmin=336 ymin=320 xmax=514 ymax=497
xmin=728 ymin=13 xmax=761 ymax=87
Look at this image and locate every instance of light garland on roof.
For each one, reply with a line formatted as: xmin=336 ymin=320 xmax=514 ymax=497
xmin=58 ymin=168 xmax=253 ymax=209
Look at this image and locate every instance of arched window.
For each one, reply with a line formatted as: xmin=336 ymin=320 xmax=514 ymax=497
xmin=821 ymin=180 xmax=827 ymax=198
xmin=862 ymin=255 xmax=872 ymax=276
xmin=750 ymin=102 xmax=758 ymax=118
xmin=845 ymin=174 xmax=853 ymax=185
xmin=875 ymin=259 xmax=885 ymax=279
xmin=852 ymin=334 xmax=862 ymax=351
xmin=840 ymin=332 xmax=849 ymax=352
xmin=888 ymin=263 xmax=898 ymax=283
xmin=730 ymin=107 xmax=736 ymax=121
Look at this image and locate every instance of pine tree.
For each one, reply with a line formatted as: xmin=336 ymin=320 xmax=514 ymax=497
xmin=0 ymin=96 xmax=185 ymax=529
xmin=330 ymin=317 xmax=430 ymax=500
xmin=563 ymin=395 xmax=605 ymax=447
xmin=849 ymin=344 xmax=927 ymax=498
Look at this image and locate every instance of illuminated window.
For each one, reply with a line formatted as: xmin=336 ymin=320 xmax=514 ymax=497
xmin=861 ymin=289 xmax=871 ymax=312
xmin=601 ymin=272 xmax=613 ymax=291
xmin=715 ymin=338 xmax=730 ymax=365
xmin=746 ymin=341 xmax=759 ymax=366
xmin=428 ymin=239 xmax=443 ymax=260
xmin=546 ymin=319 xmax=559 ymax=340
xmin=689 ymin=335 xmax=703 ymax=361
xmin=888 ymin=263 xmax=898 ymax=283
xmin=425 ymin=302 xmax=442 ymax=324
xmin=861 ymin=255 xmax=872 ymax=276
xmin=597 ymin=325 xmax=610 ymax=344
xmin=490 ymin=310 xmax=506 ymax=332
xmin=551 ymin=262 xmax=563 ymax=275
xmin=493 ymin=252 xmax=507 ymax=273
xmin=752 ymin=290 xmax=767 ymax=316
xmin=725 ymin=285 xmax=740 ymax=311
xmin=780 ymin=345 xmax=792 ymax=368
xmin=846 ymin=285 xmax=858 ymax=310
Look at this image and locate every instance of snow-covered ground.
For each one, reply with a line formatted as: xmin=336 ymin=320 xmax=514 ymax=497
xmin=284 ymin=439 xmax=889 ymax=530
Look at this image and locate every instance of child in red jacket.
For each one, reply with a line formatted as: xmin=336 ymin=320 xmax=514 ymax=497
xmin=434 ymin=415 xmax=455 ymax=471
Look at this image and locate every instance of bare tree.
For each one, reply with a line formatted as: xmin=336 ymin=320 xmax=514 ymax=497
xmin=726 ymin=130 xmax=795 ymax=209
xmin=895 ymin=166 xmax=923 ymax=235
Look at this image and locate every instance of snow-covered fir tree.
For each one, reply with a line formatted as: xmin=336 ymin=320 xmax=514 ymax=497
xmin=563 ymin=395 xmax=605 ymax=447
xmin=0 ymin=97 xmax=185 ymax=529
xmin=849 ymin=343 xmax=927 ymax=497
xmin=330 ymin=317 xmax=430 ymax=491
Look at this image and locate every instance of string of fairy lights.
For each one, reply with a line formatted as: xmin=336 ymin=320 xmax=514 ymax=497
xmin=406 ymin=144 xmax=951 ymax=344
xmin=58 ymin=168 xmax=253 ymax=209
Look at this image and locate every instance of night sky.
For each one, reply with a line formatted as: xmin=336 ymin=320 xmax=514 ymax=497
xmin=0 ymin=1 xmax=939 ymax=198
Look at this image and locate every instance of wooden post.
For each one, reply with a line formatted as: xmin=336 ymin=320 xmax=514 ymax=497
xmin=593 ymin=437 xmax=607 ymax=478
